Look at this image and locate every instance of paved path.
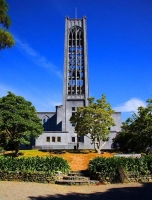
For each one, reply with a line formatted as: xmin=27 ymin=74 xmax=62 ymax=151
xmin=0 ymin=181 xmax=152 ymax=200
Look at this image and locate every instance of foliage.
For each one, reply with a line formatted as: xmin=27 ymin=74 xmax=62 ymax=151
xmin=0 ymin=156 xmax=70 ymax=174
xmin=70 ymin=94 xmax=115 ymax=153
xmin=144 ymin=155 xmax=152 ymax=174
xmin=113 ymin=98 xmax=152 ymax=153
xmin=0 ymin=0 xmax=14 ymax=50
xmin=0 ymin=130 xmax=8 ymax=149
xmin=0 ymin=92 xmax=43 ymax=156
xmin=88 ymin=156 xmax=151 ymax=183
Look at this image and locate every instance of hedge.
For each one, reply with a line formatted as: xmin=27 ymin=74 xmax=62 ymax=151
xmin=88 ymin=156 xmax=152 ymax=183
xmin=0 ymin=156 xmax=70 ymax=173
xmin=0 ymin=156 xmax=70 ymax=183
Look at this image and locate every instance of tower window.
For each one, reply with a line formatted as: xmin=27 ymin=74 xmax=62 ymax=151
xmin=42 ymin=115 xmax=49 ymax=124
xmin=72 ymin=113 xmax=75 ymax=117
xmin=52 ymin=137 xmax=55 ymax=142
xmin=78 ymin=136 xmax=84 ymax=142
xmin=57 ymin=137 xmax=61 ymax=142
xmin=72 ymin=107 xmax=75 ymax=111
xmin=46 ymin=137 xmax=50 ymax=142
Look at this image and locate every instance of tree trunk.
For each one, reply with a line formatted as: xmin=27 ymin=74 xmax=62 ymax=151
xmin=95 ymin=141 xmax=107 ymax=154
xmin=14 ymin=142 xmax=20 ymax=157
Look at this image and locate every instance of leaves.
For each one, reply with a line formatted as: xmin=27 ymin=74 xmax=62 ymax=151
xmin=0 ymin=156 xmax=70 ymax=173
xmin=70 ymin=94 xmax=115 ymax=153
xmin=0 ymin=0 xmax=10 ymax=28
xmin=113 ymin=98 xmax=152 ymax=152
xmin=88 ymin=156 xmax=151 ymax=183
xmin=0 ymin=92 xmax=43 ymax=155
xmin=0 ymin=0 xmax=14 ymax=50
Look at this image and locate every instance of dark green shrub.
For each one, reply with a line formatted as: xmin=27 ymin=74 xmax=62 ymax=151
xmin=88 ymin=157 xmax=127 ymax=183
xmin=144 ymin=155 xmax=152 ymax=174
xmin=88 ymin=156 xmax=151 ymax=183
xmin=124 ymin=157 xmax=149 ymax=176
xmin=0 ymin=156 xmax=70 ymax=174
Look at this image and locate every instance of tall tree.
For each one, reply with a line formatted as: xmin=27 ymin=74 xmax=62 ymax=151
xmin=0 ymin=92 xmax=43 ymax=156
xmin=113 ymin=98 xmax=152 ymax=152
xmin=0 ymin=0 xmax=14 ymax=50
xmin=70 ymin=94 xmax=115 ymax=153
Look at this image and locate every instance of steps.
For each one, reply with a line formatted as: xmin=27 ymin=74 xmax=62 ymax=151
xmin=55 ymin=170 xmax=99 ymax=186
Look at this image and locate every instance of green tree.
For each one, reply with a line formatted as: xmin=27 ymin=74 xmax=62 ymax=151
xmin=113 ymin=98 xmax=152 ymax=152
xmin=0 ymin=130 xmax=9 ymax=150
xmin=0 ymin=0 xmax=14 ymax=50
xmin=70 ymin=94 xmax=115 ymax=153
xmin=0 ymin=92 xmax=43 ymax=156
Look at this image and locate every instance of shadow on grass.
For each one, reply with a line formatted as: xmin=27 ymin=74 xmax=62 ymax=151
xmin=39 ymin=149 xmax=96 ymax=154
xmin=29 ymin=182 xmax=152 ymax=200
xmin=3 ymin=152 xmax=24 ymax=157
xmin=39 ymin=150 xmax=66 ymax=154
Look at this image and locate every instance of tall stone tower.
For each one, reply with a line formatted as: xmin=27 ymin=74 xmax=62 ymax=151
xmin=35 ymin=15 xmax=121 ymax=150
xmin=62 ymin=16 xmax=89 ymax=132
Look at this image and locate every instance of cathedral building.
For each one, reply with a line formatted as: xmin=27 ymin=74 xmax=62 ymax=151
xmin=35 ymin=16 xmax=121 ymax=150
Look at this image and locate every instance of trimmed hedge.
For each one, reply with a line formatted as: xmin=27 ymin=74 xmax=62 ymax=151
xmin=88 ymin=156 xmax=152 ymax=183
xmin=0 ymin=156 xmax=70 ymax=174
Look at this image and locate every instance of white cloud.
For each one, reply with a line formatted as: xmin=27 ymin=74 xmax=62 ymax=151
xmin=15 ymin=39 xmax=38 ymax=57
xmin=15 ymin=37 xmax=62 ymax=78
xmin=113 ymin=98 xmax=146 ymax=112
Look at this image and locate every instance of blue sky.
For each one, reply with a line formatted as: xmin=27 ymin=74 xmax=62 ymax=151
xmin=1 ymin=0 xmax=152 ymax=122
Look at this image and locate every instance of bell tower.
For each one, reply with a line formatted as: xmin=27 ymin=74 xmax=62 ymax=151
xmin=62 ymin=16 xmax=89 ymax=132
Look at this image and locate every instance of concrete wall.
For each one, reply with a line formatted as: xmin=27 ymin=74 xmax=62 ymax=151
xmin=111 ymin=112 xmax=122 ymax=132
xmin=35 ymin=111 xmax=121 ymax=150
xmin=65 ymin=100 xmax=85 ymax=133
xmin=37 ymin=112 xmax=56 ymax=131
xmin=35 ymin=131 xmax=77 ymax=149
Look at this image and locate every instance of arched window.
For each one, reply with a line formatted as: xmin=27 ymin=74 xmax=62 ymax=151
xmin=68 ymin=26 xmax=84 ymax=95
xmin=69 ymin=26 xmax=83 ymax=48
xmin=42 ymin=115 xmax=49 ymax=124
